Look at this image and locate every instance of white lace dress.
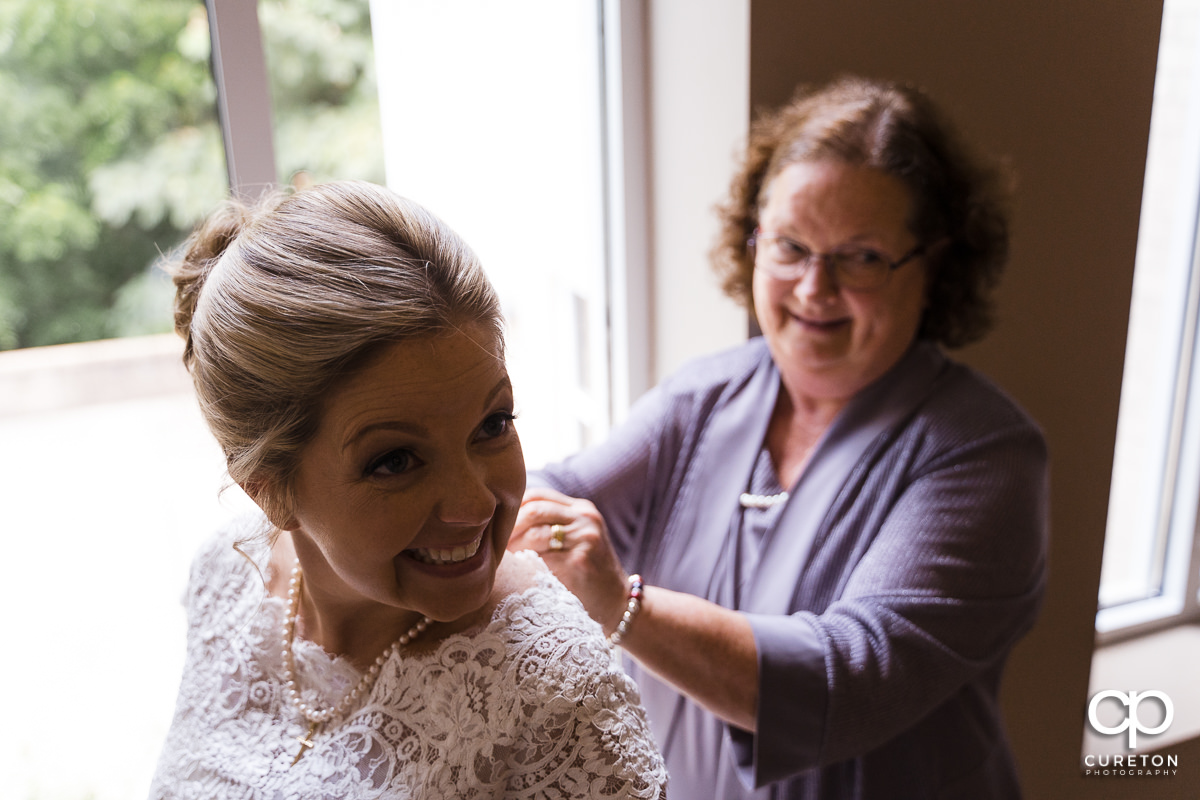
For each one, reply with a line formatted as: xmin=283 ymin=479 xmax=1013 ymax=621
xmin=148 ymin=520 xmax=667 ymax=799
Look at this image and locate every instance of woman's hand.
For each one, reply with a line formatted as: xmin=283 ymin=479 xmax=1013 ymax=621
xmin=513 ymin=487 xmax=760 ymax=730
xmin=510 ymin=487 xmax=630 ymax=634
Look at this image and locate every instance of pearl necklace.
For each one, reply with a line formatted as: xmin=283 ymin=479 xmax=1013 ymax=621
xmin=282 ymin=559 xmax=431 ymax=765
xmin=739 ymin=491 xmax=789 ymax=509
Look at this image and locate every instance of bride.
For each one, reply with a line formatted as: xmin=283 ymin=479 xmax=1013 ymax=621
xmin=148 ymin=180 xmax=666 ymax=799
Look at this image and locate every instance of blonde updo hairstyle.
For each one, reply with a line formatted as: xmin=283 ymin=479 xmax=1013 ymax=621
xmin=171 ymin=180 xmax=503 ymax=526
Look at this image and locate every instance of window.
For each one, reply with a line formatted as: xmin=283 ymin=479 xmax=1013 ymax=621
xmin=1098 ymin=0 xmax=1200 ymax=636
xmin=368 ymin=0 xmax=619 ymax=464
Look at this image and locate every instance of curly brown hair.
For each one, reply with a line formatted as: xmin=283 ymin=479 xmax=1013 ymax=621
xmin=712 ymin=76 xmax=1011 ymax=348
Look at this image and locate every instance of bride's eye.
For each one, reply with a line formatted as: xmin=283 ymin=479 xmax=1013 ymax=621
xmin=369 ymin=449 xmax=419 ymax=476
xmin=478 ymin=411 xmax=516 ymax=441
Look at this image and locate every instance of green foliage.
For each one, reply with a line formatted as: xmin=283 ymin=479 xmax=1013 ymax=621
xmin=0 ymin=0 xmax=384 ymax=350
xmin=263 ymin=0 xmax=384 ymax=186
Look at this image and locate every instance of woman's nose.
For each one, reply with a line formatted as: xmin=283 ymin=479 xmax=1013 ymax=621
xmin=435 ymin=460 xmax=496 ymax=526
xmin=793 ymin=255 xmax=839 ymax=301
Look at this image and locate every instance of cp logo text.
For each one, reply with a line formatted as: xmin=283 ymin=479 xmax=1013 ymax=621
xmin=1088 ymin=690 xmax=1173 ymax=749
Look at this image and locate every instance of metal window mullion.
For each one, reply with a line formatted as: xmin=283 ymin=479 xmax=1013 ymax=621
xmin=206 ymin=0 xmax=278 ymax=198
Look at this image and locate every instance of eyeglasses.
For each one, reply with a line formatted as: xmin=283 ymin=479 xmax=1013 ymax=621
xmin=749 ymin=228 xmax=933 ymax=291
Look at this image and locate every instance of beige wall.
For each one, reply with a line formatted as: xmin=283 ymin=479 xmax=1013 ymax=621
xmin=747 ymin=2 xmax=1164 ymax=797
xmin=646 ymin=0 xmax=751 ymax=380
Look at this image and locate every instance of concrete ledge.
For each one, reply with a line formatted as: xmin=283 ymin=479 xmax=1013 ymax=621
xmin=0 ymin=335 xmax=193 ymax=417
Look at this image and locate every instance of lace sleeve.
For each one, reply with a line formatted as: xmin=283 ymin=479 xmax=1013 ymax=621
xmin=493 ymin=566 xmax=668 ymax=799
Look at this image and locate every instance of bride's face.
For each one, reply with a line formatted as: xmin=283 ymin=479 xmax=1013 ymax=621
xmin=282 ymin=322 xmax=525 ymax=624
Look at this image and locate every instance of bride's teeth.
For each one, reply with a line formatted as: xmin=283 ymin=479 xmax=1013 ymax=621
xmin=412 ymin=535 xmax=482 ymax=565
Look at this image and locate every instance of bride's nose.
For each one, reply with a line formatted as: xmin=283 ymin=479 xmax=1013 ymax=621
xmin=434 ymin=457 xmax=496 ymax=526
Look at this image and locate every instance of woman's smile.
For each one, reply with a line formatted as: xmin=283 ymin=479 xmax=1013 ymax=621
xmin=788 ymin=310 xmax=849 ymax=333
xmin=406 ymin=530 xmax=486 ymax=566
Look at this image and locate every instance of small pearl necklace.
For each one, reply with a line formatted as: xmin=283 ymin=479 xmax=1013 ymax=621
xmin=739 ymin=491 xmax=789 ymax=510
xmin=283 ymin=559 xmax=431 ymax=765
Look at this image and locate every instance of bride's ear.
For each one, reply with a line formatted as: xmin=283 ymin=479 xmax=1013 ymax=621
xmin=239 ymin=478 xmax=299 ymax=532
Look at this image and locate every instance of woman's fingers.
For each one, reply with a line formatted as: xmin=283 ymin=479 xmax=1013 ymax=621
xmin=508 ymin=505 xmax=545 ymax=550
xmin=511 ymin=493 xmax=572 ymax=551
xmin=511 ymin=487 xmax=573 ymax=548
xmin=513 ymin=489 xmax=600 ymax=555
xmin=509 ymin=488 xmax=629 ymax=628
xmin=509 ymin=492 xmax=630 ymax=631
xmin=511 ymin=511 xmax=581 ymax=555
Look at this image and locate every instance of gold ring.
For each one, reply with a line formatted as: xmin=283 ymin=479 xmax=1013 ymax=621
xmin=549 ymin=524 xmax=566 ymax=551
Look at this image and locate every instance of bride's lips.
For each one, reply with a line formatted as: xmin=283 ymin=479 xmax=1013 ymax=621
xmin=400 ymin=531 xmax=491 ymax=576
xmin=408 ymin=533 xmax=483 ymax=565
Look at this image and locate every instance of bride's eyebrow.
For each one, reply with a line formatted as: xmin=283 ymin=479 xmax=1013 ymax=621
xmin=341 ymin=419 xmax=428 ymax=452
xmin=341 ymin=376 xmax=512 ymax=452
xmin=482 ymin=376 xmax=513 ymax=407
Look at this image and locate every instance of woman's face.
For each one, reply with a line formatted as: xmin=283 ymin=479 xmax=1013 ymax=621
xmin=283 ymin=323 xmax=525 ymax=624
xmin=753 ymin=159 xmax=929 ymax=404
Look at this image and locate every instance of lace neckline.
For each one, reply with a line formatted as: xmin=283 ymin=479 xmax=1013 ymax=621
xmin=258 ymin=552 xmax=549 ymax=689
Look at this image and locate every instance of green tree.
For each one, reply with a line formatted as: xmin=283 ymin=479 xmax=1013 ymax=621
xmin=0 ymin=0 xmax=383 ymax=351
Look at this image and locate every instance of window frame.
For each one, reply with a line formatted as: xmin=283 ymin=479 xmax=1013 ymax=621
xmin=600 ymin=0 xmax=652 ymax=418
xmin=206 ymin=0 xmax=277 ymax=196
xmin=1096 ymin=0 xmax=1200 ymax=641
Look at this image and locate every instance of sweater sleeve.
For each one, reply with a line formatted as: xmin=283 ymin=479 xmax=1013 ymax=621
xmin=530 ymin=378 xmax=681 ymax=565
xmin=530 ymin=341 xmax=771 ymax=569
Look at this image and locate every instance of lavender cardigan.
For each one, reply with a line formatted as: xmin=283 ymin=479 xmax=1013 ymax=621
xmin=533 ymin=338 xmax=1048 ymax=799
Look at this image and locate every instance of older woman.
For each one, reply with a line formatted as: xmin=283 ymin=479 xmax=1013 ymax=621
xmin=149 ymin=181 xmax=666 ymax=798
xmin=512 ymin=77 xmax=1047 ymax=798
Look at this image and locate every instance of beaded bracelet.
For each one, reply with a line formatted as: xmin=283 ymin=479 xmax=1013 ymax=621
xmin=608 ymin=574 xmax=644 ymax=646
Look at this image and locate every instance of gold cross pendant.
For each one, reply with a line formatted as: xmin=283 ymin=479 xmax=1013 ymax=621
xmin=291 ymin=720 xmax=321 ymax=766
